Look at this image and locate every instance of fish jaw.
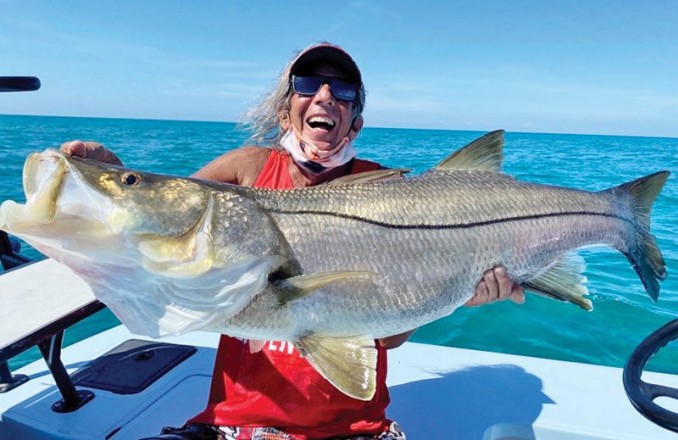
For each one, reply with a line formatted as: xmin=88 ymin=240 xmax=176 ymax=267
xmin=0 ymin=149 xmax=69 ymax=230
xmin=2 ymin=148 xmax=214 ymax=266
xmin=1 ymin=149 xmax=114 ymax=253
xmin=22 ymin=149 xmax=66 ymax=223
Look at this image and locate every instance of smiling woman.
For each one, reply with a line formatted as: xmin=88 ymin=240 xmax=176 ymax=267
xmin=276 ymin=61 xmax=365 ymax=176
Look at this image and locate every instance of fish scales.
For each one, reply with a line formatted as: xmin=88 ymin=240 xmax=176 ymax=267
xmin=248 ymin=171 xmax=633 ymax=236
xmin=220 ymin=193 xmax=635 ymax=340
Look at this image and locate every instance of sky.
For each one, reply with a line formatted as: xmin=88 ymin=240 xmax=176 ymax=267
xmin=1 ymin=1 xmax=677 ymax=138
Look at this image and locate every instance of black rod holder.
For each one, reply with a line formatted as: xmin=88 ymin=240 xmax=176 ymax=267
xmin=37 ymin=331 xmax=94 ymax=413
xmin=0 ymin=361 xmax=29 ymax=393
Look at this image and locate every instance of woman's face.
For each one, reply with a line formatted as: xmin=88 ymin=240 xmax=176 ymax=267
xmin=281 ymin=65 xmax=363 ymax=151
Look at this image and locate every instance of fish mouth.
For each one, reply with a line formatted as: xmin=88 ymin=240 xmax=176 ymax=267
xmin=1 ymin=149 xmax=110 ymax=238
xmin=22 ymin=149 xmax=67 ymax=223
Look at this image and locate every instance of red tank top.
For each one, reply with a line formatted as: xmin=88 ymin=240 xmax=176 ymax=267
xmin=189 ymin=150 xmax=391 ymax=439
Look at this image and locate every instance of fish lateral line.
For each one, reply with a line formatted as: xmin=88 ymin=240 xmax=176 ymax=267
xmin=269 ymin=209 xmax=634 ymax=230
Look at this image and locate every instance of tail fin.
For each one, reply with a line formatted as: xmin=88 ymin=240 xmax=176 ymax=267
xmin=611 ymin=171 xmax=670 ymax=301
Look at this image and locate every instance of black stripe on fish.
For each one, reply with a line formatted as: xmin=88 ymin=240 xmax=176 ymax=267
xmin=270 ymin=210 xmax=634 ymax=230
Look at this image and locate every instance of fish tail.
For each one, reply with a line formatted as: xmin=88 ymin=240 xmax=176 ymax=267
xmin=609 ymin=171 xmax=670 ymax=301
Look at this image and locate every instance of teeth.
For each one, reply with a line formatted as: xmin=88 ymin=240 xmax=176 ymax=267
xmin=308 ymin=116 xmax=335 ymax=128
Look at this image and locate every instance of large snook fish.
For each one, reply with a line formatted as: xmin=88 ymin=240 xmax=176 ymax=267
xmin=0 ymin=130 xmax=669 ymax=401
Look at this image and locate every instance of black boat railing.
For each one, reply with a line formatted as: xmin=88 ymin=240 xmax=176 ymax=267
xmin=0 ymin=230 xmax=31 ymax=271
xmin=0 ymin=230 xmax=105 ymax=411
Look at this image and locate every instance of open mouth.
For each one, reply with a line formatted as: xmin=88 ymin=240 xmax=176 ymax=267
xmin=19 ymin=149 xmax=109 ymax=228
xmin=22 ymin=150 xmax=67 ymax=224
xmin=306 ymin=116 xmax=336 ymax=131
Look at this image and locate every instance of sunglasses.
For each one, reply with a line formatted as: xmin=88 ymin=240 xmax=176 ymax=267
xmin=291 ymin=75 xmax=359 ymax=102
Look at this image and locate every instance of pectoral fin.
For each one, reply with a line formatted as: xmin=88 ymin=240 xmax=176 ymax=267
xmin=523 ymin=253 xmax=593 ymax=310
xmin=273 ymin=271 xmax=375 ymax=304
xmin=295 ymin=334 xmax=378 ymax=401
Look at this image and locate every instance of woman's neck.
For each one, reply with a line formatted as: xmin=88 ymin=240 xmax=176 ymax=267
xmin=288 ymin=158 xmax=353 ymax=187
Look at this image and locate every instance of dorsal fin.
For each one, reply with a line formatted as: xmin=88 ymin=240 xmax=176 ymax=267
xmin=434 ymin=129 xmax=505 ymax=172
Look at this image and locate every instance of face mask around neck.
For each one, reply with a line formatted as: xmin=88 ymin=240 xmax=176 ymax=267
xmin=280 ymin=127 xmax=357 ymax=174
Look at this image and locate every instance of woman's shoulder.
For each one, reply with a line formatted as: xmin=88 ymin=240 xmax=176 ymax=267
xmin=219 ymin=145 xmax=274 ymax=163
xmin=232 ymin=145 xmax=273 ymax=157
xmin=193 ymin=145 xmax=274 ymax=185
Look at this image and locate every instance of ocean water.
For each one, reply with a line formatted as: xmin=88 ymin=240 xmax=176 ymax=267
xmin=2 ymin=114 xmax=678 ymax=374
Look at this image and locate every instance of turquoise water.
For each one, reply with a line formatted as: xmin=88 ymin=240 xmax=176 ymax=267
xmin=2 ymin=114 xmax=678 ymax=373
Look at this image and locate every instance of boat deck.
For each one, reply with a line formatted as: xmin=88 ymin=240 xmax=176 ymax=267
xmin=1 ymin=325 xmax=677 ymax=439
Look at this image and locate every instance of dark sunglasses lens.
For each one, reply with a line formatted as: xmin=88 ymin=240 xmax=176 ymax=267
xmin=329 ymin=78 xmax=357 ymax=101
xmin=293 ymin=75 xmax=323 ymax=96
xmin=293 ymin=75 xmax=358 ymax=102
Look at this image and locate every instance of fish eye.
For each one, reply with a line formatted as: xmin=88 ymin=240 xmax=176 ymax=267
xmin=121 ymin=172 xmax=143 ymax=186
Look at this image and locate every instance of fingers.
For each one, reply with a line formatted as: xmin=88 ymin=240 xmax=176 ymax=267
xmin=465 ymin=280 xmax=488 ymax=306
xmin=493 ymin=266 xmax=514 ymax=301
xmin=510 ymin=284 xmax=526 ymax=304
xmin=58 ymin=140 xmax=123 ymax=166
xmin=60 ymin=140 xmax=102 ymax=158
xmin=466 ymin=266 xmax=526 ymax=307
xmin=484 ymin=268 xmax=501 ymax=300
xmin=60 ymin=140 xmax=88 ymax=157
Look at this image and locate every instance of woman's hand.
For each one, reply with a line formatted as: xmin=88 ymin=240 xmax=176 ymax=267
xmin=60 ymin=140 xmax=123 ymax=166
xmin=378 ymin=330 xmax=416 ymax=349
xmin=466 ymin=266 xmax=525 ymax=307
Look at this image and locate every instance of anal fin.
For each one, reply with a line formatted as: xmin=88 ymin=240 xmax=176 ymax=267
xmin=523 ymin=252 xmax=593 ymax=311
xmin=295 ymin=334 xmax=378 ymax=401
